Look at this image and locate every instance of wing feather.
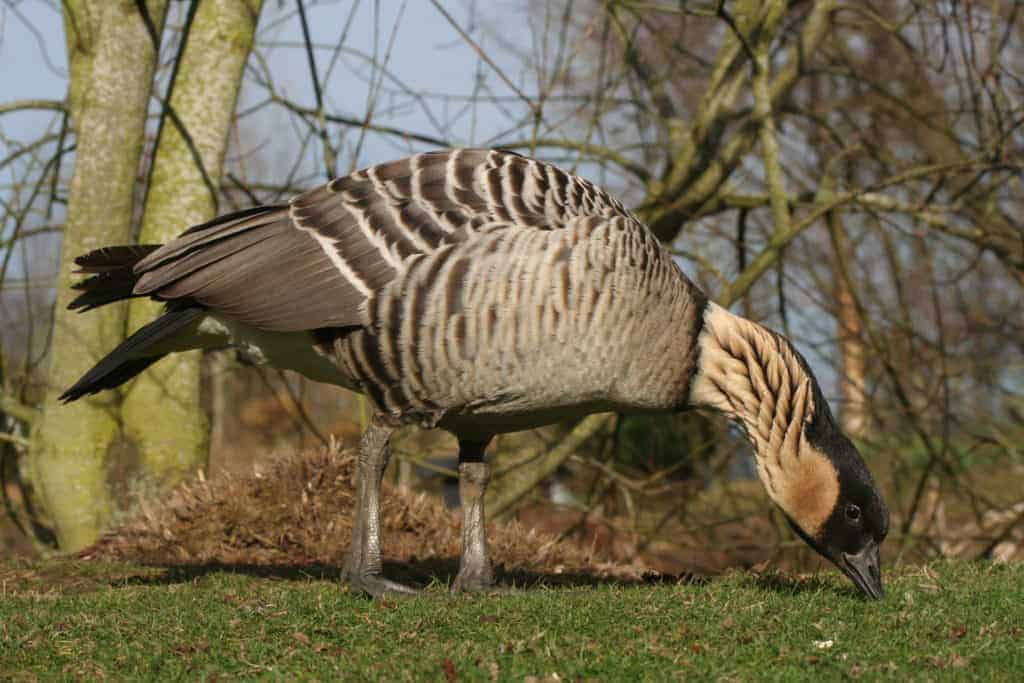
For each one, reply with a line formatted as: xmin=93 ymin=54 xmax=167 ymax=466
xmin=127 ymin=149 xmax=641 ymax=333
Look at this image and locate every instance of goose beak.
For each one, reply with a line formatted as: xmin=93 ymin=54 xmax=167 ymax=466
xmin=839 ymin=541 xmax=884 ymax=600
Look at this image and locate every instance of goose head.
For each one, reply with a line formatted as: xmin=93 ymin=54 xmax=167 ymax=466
xmin=689 ymin=303 xmax=890 ymax=599
xmin=777 ymin=414 xmax=889 ymax=600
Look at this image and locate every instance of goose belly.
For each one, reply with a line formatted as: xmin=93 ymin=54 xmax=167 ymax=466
xmin=339 ymin=322 xmax=639 ymax=435
xmin=198 ymin=315 xmax=356 ymax=389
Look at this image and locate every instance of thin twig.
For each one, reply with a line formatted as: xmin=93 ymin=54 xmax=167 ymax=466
xmin=0 ymin=99 xmax=66 ymax=116
xmin=716 ymin=0 xmax=758 ymax=68
xmin=271 ymin=96 xmax=452 ymax=148
xmin=428 ymin=0 xmax=538 ymax=116
xmin=295 ymin=0 xmax=335 ymax=178
xmin=0 ymin=432 xmax=30 ymax=448
xmin=46 ymin=110 xmax=69 ymax=220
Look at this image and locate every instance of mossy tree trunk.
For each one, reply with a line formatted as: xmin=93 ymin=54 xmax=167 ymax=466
xmin=30 ymin=0 xmax=169 ymax=552
xmin=122 ymin=0 xmax=263 ymax=494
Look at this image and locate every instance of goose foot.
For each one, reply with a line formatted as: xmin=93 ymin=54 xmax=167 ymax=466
xmin=452 ymin=564 xmax=494 ymax=593
xmin=342 ymin=563 xmax=419 ymax=597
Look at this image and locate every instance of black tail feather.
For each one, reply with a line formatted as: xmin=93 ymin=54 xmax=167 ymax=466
xmin=60 ymin=306 xmax=205 ymax=402
xmin=69 ymin=271 xmax=142 ymax=311
xmin=74 ymin=245 xmax=162 ymax=272
xmin=68 ymin=244 xmax=161 ymax=311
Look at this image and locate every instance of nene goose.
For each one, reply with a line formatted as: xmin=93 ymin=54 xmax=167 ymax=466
xmin=63 ymin=149 xmax=889 ymax=599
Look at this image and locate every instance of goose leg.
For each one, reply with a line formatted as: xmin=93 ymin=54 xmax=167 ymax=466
xmin=342 ymin=416 xmax=417 ymax=597
xmin=452 ymin=438 xmax=494 ymax=592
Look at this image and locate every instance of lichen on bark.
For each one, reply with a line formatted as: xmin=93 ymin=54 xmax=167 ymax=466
xmin=31 ymin=0 xmax=169 ymax=551
xmin=122 ymin=0 xmax=263 ymax=491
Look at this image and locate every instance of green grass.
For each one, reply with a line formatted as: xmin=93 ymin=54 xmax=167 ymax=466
xmin=1 ymin=561 xmax=1021 ymax=680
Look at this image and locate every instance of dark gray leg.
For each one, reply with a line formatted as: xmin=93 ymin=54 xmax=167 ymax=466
xmin=341 ymin=416 xmax=417 ymax=597
xmin=452 ymin=438 xmax=494 ymax=592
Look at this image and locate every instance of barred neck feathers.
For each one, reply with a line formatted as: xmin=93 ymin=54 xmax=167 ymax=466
xmin=688 ymin=303 xmax=840 ymax=536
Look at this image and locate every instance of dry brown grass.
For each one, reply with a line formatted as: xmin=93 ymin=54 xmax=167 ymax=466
xmin=79 ymin=441 xmax=652 ymax=586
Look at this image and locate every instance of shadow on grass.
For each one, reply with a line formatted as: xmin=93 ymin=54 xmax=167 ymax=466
xmin=738 ymin=570 xmax=860 ymax=600
xmin=8 ymin=557 xmax=862 ymax=601
xmin=102 ymin=558 xmax=706 ymax=594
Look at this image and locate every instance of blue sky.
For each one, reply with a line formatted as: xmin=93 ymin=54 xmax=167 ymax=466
xmin=0 ymin=1 xmax=556 ymax=192
xmin=0 ymin=0 xmax=563 ymax=355
xmin=232 ymin=1 xmax=546 ymax=173
xmin=1 ymin=1 xmax=66 ymax=138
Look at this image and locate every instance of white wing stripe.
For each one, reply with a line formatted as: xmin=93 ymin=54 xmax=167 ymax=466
xmin=291 ymin=205 xmax=373 ymax=297
xmin=352 ymin=204 xmax=402 ymax=268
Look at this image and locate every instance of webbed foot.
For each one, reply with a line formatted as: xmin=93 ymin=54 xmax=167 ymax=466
xmin=342 ymin=565 xmax=419 ymax=597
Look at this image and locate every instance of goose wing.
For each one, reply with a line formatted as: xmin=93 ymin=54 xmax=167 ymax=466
xmin=133 ymin=148 xmax=642 ymax=332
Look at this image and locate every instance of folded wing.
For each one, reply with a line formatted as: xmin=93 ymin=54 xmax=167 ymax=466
xmin=132 ymin=148 xmax=641 ymax=332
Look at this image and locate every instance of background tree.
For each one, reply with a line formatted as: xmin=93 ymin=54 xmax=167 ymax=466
xmin=122 ymin=0 xmax=263 ymax=496
xmin=16 ymin=0 xmax=261 ymax=551
xmin=1 ymin=0 xmax=1021 ymax=568
xmin=29 ymin=0 xmax=169 ymax=551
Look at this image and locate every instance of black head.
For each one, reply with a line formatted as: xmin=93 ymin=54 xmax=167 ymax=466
xmin=789 ymin=407 xmax=890 ymax=599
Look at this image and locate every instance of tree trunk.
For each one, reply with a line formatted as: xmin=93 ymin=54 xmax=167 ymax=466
xmin=828 ymin=210 xmax=869 ymax=437
xmin=122 ymin=0 xmax=263 ymax=492
xmin=29 ymin=0 xmax=168 ymax=551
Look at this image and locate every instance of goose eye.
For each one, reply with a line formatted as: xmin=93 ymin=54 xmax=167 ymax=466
xmin=845 ymin=504 xmax=861 ymax=523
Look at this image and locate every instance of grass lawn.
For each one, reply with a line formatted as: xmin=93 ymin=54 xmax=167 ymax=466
xmin=0 ymin=560 xmax=1021 ymax=680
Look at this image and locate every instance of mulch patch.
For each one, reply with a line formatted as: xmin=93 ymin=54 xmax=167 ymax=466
xmin=78 ymin=442 xmax=656 ymax=587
